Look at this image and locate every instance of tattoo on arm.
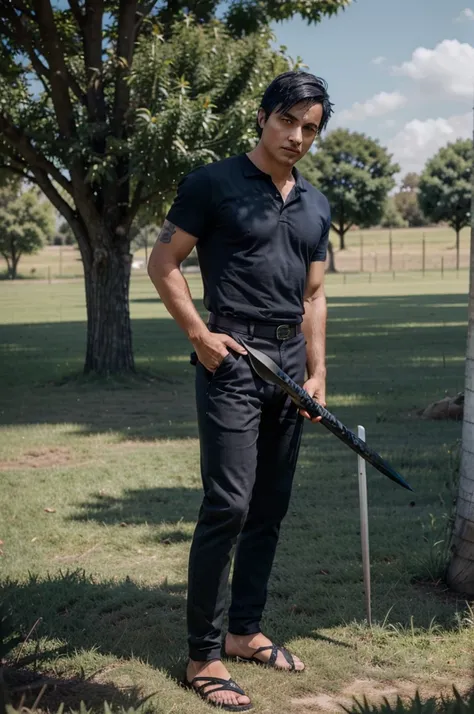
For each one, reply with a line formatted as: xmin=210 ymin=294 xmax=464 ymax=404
xmin=159 ymin=220 xmax=177 ymax=244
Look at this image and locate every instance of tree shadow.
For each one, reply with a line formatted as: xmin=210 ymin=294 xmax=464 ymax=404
xmin=0 ymin=292 xmax=467 ymax=440
xmin=2 ymin=572 xmax=188 ymax=677
xmin=3 ymin=666 xmax=146 ymax=714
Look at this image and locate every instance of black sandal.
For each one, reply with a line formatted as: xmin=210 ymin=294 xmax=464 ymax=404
xmin=225 ymin=643 xmax=303 ymax=672
xmin=182 ymin=675 xmax=253 ymax=712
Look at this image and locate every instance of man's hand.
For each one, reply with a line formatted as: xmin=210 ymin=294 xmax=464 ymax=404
xmin=192 ymin=331 xmax=247 ymax=373
xmin=300 ymin=372 xmax=326 ymax=422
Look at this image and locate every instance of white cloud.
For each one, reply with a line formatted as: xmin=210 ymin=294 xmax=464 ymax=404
xmin=393 ymin=39 xmax=474 ymax=99
xmin=454 ymin=8 xmax=474 ymax=21
xmin=387 ymin=112 xmax=471 ymax=175
xmin=336 ymin=91 xmax=407 ymax=123
xmin=384 ymin=119 xmax=397 ymax=128
xmin=372 ymin=56 xmax=386 ymax=65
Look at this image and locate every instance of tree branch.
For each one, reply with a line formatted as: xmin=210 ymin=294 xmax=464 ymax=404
xmin=0 ymin=162 xmax=37 ymax=184
xmin=68 ymin=0 xmax=84 ymax=27
xmin=0 ymin=113 xmax=73 ymax=196
xmin=31 ymin=0 xmax=77 ymax=139
xmin=330 ymin=221 xmax=341 ymax=236
xmin=82 ymin=0 xmax=106 ymax=124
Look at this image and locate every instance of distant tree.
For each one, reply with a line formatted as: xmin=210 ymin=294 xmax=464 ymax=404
xmin=0 ymin=184 xmax=55 ymax=279
xmin=58 ymin=220 xmax=76 ymax=246
xmin=381 ymin=196 xmax=407 ymax=228
xmin=400 ymin=172 xmax=420 ymax=192
xmin=393 ymin=172 xmax=426 ymax=227
xmin=419 ymin=139 xmax=472 ymax=269
xmin=311 ymin=129 xmax=399 ymax=250
xmin=394 ymin=191 xmax=426 ymax=227
xmin=298 ymin=151 xmax=336 ymax=272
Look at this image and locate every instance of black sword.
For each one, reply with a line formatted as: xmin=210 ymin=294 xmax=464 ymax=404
xmin=241 ymin=340 xmax=413 ymax=492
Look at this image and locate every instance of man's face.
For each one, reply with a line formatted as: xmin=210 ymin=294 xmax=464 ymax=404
xmin=257 ymin=100 xmax=323 ymax=166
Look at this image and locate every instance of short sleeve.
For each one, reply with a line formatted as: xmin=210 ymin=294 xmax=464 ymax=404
xmin=166 ymin=166 xmax=212 ymax=241
xmin=311 ymin=207 xmax=331 ymax=262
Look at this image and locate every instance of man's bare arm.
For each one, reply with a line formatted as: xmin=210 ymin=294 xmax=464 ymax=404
xmin=147 ymin=221 xmax=246 ymax=371
xmin=300 ymin=260 xmax=327 ymax=420
xmin=302 ymin=260 xmax=327 ymax=380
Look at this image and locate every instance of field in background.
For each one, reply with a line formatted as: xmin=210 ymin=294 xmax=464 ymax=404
xmin=1 ymin=270 xmax=473 ymax=713
xmin=6 ymin=225 xmax=471 ymax=281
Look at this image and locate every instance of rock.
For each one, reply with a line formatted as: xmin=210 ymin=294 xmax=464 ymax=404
xmin=420 ymin=392 xmax=464 ymax=421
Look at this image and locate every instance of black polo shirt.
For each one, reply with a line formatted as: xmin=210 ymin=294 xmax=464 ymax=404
xmin=166 ymin=153 xmax=330 ymax=324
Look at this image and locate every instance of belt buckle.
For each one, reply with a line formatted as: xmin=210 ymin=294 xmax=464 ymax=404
xmin=276 ymin=324 xmax=291 ymax=340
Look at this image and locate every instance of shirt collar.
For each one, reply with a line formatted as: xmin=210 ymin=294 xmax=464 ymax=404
xmin=241 ymin=153 xmax=307 ymax=192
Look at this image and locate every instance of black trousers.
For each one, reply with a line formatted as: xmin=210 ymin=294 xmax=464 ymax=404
xmin=187 ymin=324 xmax=307 ymax=661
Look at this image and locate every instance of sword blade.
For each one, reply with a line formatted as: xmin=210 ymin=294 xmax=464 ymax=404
xmin=243 ymin=341 xmax=413 ymax=492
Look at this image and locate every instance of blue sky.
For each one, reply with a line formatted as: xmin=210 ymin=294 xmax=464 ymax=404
xmin=271 ymin=0 xmax=474 ymax=175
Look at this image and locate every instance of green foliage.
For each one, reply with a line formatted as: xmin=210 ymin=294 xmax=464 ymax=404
xmin=419 ymin=140 xmax=472 ymax=236
xmin=311 ymin=129 xmax=399 ymax=248
xmin=0 ymin=185 xmax=55 ymax=279
xmin=381 ymin=197 xmax=407 ymax=229
xmin=224 ymin=0 xmax=351 ymax=36
xmin=128 ymin=18 xmax=288 ymax=219
xmin=342 ymin=688 xmax=474 ymax=714
xmin=394 ymin=191 xmax=427 ymax=228
xmin=58 ymin=221 xmax=76 ymax=246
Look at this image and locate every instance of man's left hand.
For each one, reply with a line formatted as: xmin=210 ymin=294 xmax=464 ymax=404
xmin=299 ymin=373 xmax=326 ymax=423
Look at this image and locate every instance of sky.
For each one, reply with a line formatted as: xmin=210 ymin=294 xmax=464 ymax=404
xmin=270 ymin=0 xmax=474 ymax=176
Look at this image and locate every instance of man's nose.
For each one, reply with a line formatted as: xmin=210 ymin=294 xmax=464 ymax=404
xmin=288 ymin=125 xmax=303 ymax=145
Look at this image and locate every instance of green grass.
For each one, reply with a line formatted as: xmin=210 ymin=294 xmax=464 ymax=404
xmin=1 ymin=271 xmax=473 ymax=714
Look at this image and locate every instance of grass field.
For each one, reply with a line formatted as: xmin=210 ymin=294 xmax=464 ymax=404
xmin=5 ymin=225 xmax=471 ymax=281
xmin=1 ymin=271 xmax=473 ymax=714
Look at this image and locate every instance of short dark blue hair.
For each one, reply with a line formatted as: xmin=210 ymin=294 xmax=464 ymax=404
xmin=257 ymin=71 xmax=333 ymax=137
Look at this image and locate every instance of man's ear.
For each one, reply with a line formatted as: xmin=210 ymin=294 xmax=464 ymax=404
xmin=257 ymin=108 xmax=266 ymax=130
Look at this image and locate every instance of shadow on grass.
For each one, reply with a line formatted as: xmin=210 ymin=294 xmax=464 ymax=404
xmin=3 ymin=666 xmax=146 ymax=714
xmin=2 ymin=572 xmax=188 ymax=677
xmin=0 ymin=293 xmax=467 ymax=441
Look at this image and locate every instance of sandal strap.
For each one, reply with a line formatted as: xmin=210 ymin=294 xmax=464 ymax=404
xmin=191 ymin=676 xmax=246 ymax=698
xmin=278 ymin=645 xmax=296 ymax=671
xmin=253 ymin=644 xmax=295 ymax=670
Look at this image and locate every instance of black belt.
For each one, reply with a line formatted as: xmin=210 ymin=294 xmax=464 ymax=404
xmin=208 ymin=313 xmax=302 ymax=341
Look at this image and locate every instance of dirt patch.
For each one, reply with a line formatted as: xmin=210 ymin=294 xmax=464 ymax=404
xmin=291 ymin=678 xmax=472 ymax=713
xmin=0 ymin=446 xmax=73 ymax=471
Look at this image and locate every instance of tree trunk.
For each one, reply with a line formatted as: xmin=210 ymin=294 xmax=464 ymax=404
xmin=83 ymin=244 xmax=135 ymax=375
xmin=456 ymin=228 xmax=460 ymax=271
xmin=339 ymin=217 xmax=346 ymax=251
xmin=326 ymin=240 xmax=337 ymax=273
xmin=446 ymin=166 xmax=474 ymax=594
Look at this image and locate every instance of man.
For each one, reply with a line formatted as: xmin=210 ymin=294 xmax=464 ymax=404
xmin=147 ymin=70 xmax=333 ymax=711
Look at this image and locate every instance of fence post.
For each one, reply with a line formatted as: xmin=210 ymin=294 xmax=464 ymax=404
xmin=389 ymin=230 xmax=393 ymax=271
xmin=422 ymin=235 xmax=425 ymax=277
xmin=360 ymin=234 xmax=364 ymax=273
xmin=441 ymin=257 xmax=444 ymax=279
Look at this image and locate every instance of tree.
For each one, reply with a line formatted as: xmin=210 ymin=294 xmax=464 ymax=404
xmin=400 ymin=172 xmax=420 ymax=192
xmin=58 ymin=220 xmax=76 ymax=245
xmin=380 ymin=196 xmax=406 ymax=229
xmin=0 ymin=183 xmax=55 ymax=278
xmin=298 ymin=151 xmax=336 ymax=272
xmin=446 ymin=135 xmax=474 ymax=595
xmin=393 ymin=172 xmax=427 ymax=227
xmin=394 ymin=191 xmax=426 ymax=227
xmin=0 ymin=1 xmax=348 ymax=376
xmin=311 ymin=129 xmax=399 ymax=250
xmin=419 ymin=140 xmax=472 ymax=270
